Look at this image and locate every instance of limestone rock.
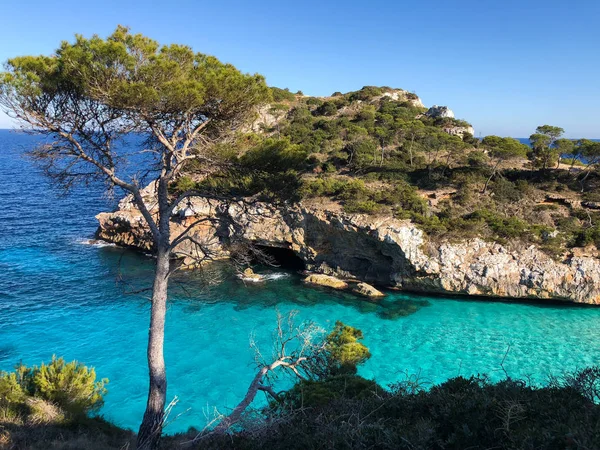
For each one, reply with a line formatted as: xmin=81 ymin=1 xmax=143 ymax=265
xmin=303 ymin=274 xmax=348 ymax=290
xmin=240 ymin=268 xmax=264 ymax=282
xmin=379 ymin=90 xmax=425 ymax=108
xmin=443 ymin=125 xmax=475 ymax=138
xmin=353 ymin=282 xmax=384 ymax=298
xmin=425 ymin=105 xmax=454 ymax=119
xmin=96 ymin=194 xmax=600 ymax=305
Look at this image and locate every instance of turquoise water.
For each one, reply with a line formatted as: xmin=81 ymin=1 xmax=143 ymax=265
xmin=1 ymin=130 xmax=600 ymax=433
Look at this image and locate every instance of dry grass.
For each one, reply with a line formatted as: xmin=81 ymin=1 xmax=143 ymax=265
xmin=0 ymin=413 xmax=135 ymax=450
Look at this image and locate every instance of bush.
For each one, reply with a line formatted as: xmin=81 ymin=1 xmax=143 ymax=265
xmin=467 ymin=150 xmax=488 ymax=168
xmin=320 ymin=161 xmax=337 ymax=173
xmin=573 ymin=224 xmax=600 ymax=248
xmin=0 ymin=372 xmax=25 ymax=405
xmin=561 ymin=157 xmax=584 ymax=167
xmin=240 ymin=138 xmax=308 ymax=173
xmin=491 ymin=178 xmax=523 ymax=202
xmin=269 ymin=87 xmax=296 ymax=102
xmin=173 ymin=175 xmax=197 ymax=193
xmin=0 ymin=357 xmax=107 ymax=421
xmin=382 ymin=182 xmax=427 ymax=214
xmin=346 ymin=86 xmax=384 ymax=102
xmin=280 ymin=375 xmax=379 ymax=409
xmin=305 ymin=97 xmax=323 ymax=107
xmin=469 ymin=209 xmax=531 ymax=239
xmin=30 ymin=356 xmax=108 ymax=415
xmin=315 ymin=101 xmax=338 ymax=116
xmin=300 ymin=177 xmax=350 ymax=198
xmin=325 ymin=321 xmax=371 ymax=375
xmin=343 ymin=199 xmax=380 ymax=214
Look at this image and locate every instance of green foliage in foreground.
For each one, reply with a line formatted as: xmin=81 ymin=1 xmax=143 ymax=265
xmin=204 ymin=371 xmax=600 ymax=450
xmin=3 ymin=331 xmax=600 ymax=450
xmin=203 ymin=325 xmax=600 ymax=450
xmin=0 ymin=356 xmax=107 ymax=418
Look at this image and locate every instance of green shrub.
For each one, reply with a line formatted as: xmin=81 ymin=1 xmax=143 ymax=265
xmin=31 ymin=356 xmax=108 ymax=416
xmin=240 ymin=138 xmax=308 ymax=173
xmin=412 ymin=213 xmax=448 ymax=235
xmin=321 ymin=161 xmax=337 ymax=173
xmin=300 ymin=177 xmax=348 ymax=198
xmin=0 ymin=372 xmax=25 ymax=405
xmin=325 ymin=321 xmax=371 ymax=375
xmin=355 ymin=105 xmax=376 ymax=123
xmin=469 ymin=209 xmax=530 ymax=239
xmin=0 ymin=357 xmax=107 ymax=423
xmin=269 ymin=87 xmax=296 ymax=102
xmin=343 ymin=199 xmax=380 ymax=214
xmin=280 ymin=375 xmax=379 ymax=409
xmin=305 ymin=97 xmax=323 ymax=107
xmin=573 ymin=224 xmax=600 ymax=248
xmin=173 ymin=175 xmax=197 ymax=193
xmin=315 ymin=101 xmax=338 ymax=116
xmin=336 ymin=179 xmax=369 ymax=201
xmin=491 ymin=178 xmax=523 ymax=202
xmin=385 ymin=182 xmax=427 ymax=214
xmin=345 ymin=137 xmax=378 ymax=168
xmin=561 ymin=157 xmax=584 ymax=167
xmin=346 ymin=86 xmax=384 ymax=102
xmin=467 ymin=150 xmax=488 ymax=168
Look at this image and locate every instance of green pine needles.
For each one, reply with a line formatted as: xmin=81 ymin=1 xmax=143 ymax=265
xmin=325 ymin=321 xmax=371 ymax=375
xmin=0 ymin=356 xmax=107 ymax=419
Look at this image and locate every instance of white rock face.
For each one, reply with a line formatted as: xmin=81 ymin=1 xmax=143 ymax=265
xmin=381 ymin=91 xmax=401 ymax=101
xmin=96 ymin=198 xmax=600 ymax=305
xmin=379 ymin=90 xmax=425 ymax=108
xmin=425 ymin=105 xmax=455 ymax=119
xmin=444 ymin=125 xmax=475 ymax=138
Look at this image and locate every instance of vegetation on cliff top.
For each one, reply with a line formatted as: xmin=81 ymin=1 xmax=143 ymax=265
xmin=177 ymin=87 xmax=600 ymax=258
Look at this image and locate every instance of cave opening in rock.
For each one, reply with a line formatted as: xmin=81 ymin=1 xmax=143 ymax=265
xmin=254 ymin=245 xmax=305 ymax=271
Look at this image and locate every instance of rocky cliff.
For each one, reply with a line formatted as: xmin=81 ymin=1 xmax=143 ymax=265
xmin=96 ymin=193 xmax=600 ymax=305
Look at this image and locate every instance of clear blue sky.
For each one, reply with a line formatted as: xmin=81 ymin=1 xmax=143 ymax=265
xmin=1 ymin=0 xmax=598 ymax=138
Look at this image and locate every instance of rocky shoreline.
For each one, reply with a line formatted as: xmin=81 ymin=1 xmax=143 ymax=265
xmin=95 ymin=190 xmax=600 ymax=305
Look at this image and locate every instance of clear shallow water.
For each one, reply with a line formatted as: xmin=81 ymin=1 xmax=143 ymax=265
xmin=1 ymin=129 xmax=600 ymax=433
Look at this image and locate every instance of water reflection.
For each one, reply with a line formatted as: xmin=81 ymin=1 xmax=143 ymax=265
xmin=96 ymin=247 xmax=430 ymax=320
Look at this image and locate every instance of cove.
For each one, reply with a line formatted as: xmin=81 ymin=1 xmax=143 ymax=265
xmin=1 ymin=130 xmax=600 ymax=434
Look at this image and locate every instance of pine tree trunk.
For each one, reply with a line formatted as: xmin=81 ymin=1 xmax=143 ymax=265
xmin=482 ymin=158 xmax=501 ymax=194
xmin=136 ymin=247 xmax=169 ymax=449
xmin=568 ymin=154 xmax=580 ymax=173
xmin=408 ymin=135 xmax=415 ymax=167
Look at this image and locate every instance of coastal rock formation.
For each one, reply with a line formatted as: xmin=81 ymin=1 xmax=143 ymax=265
xmin=443 ymin=125 xmax=475 ymax=138
xmin=425 ymin=105 xmax=455 ymax=119
xmin=96 ymin=197 xmax=600 ymax=305
xmin=379 ymin=90 xmax=425 ymax=108
xmin=353 ymin=282 xmax=385 ymax=298
xmin=303 ymin=274 xmax=349 ymax=290
xmin=240 ymin=268 xmax=264 ymax=282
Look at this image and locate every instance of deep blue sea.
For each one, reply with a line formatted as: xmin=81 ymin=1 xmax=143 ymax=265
xmin=1 ymin=129 xmax=600 ymax=433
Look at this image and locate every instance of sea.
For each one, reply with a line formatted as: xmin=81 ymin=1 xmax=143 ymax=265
xmin=1 ymin=129 xmax=599 ymax=433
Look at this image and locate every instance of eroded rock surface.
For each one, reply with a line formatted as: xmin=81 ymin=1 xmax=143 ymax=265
xmin=303 ymin=274 xmax=348 ymax=290
xmin=96 ymin=196 xmax=600 ymax=305
xmin=353 ymin=282 xmax=385 ymax=298
xmin=425 ymin=105 xmax=455 ymax=119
